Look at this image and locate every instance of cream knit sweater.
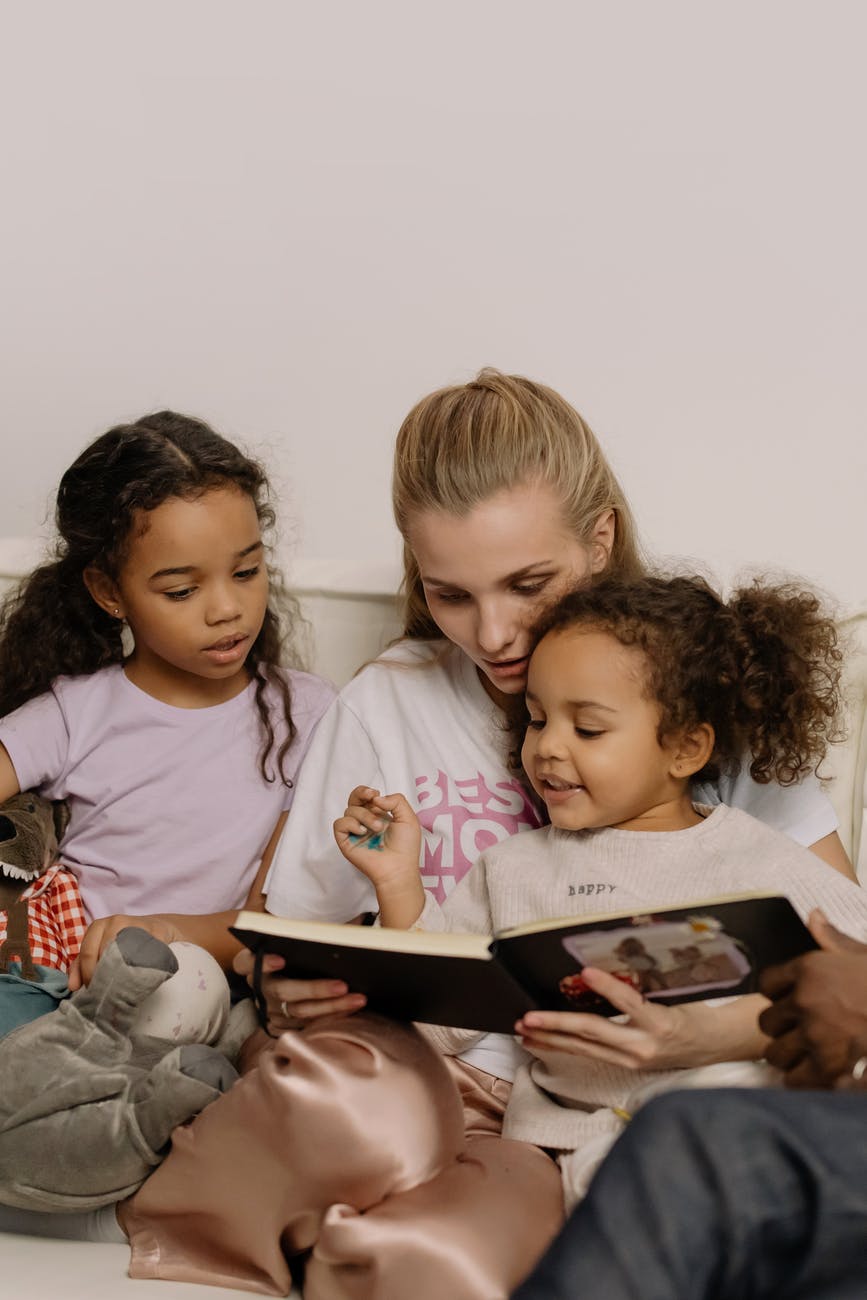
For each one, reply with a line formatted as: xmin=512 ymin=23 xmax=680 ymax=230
xmin=417 ymin=804 xmax=867 ymax=1150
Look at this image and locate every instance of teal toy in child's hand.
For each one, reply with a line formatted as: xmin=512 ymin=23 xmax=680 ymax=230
xmin=348 ymin=828 xmax=387 ymax=850
xmin=347 ymin=812 xmax=392 ymax=851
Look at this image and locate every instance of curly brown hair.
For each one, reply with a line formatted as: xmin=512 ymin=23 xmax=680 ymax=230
xmin=0 ymin=411 xmax=304 ymax=784
xmin=508 ymin=574 xmax=844 ymax=787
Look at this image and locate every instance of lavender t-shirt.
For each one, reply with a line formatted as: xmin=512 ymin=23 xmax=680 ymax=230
xmin=0 ymin=665 xmax=335 ymax=921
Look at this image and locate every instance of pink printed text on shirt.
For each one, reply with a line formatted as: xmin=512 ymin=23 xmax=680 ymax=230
xmin=415 ymin=769 xmax=543 ymax=902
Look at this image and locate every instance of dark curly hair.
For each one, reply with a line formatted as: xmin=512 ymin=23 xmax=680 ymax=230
xmin=509 ymin=574 xmax=844 ymax=787
xmin=0 ymin=411 xmax=304 ymax=784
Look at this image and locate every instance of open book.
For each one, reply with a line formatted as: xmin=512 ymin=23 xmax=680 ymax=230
xmin=231 ymin=892 xmax=816 ymax=1034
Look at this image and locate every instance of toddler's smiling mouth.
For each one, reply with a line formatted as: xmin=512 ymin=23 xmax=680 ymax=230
xmin=538 ymin=773 xmax=586 ymax=802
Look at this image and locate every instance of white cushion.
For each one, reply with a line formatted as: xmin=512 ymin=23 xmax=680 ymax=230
xmin=825 ymin=609 xmax=867 ymax=876
xmin=0 ymin=1234 xmax=281 ymax=1298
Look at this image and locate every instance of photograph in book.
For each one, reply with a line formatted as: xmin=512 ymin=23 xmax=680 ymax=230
xmin=558 ymin=914 xmax=754 ymax=1005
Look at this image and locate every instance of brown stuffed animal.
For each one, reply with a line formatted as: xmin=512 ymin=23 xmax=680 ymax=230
xmin=0 ymin=792 xmax=70 ymax=979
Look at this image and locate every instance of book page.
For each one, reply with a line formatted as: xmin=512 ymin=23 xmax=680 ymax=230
xmin=233 ymin=910 xmax=493 ymax=960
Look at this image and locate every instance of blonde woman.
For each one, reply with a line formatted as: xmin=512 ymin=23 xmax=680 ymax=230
xmin=260 ymin=370 xmax=851 ymax=1029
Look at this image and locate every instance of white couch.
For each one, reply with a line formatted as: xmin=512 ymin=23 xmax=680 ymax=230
xmin=0 ymin=539 xmax=865 ymax=1297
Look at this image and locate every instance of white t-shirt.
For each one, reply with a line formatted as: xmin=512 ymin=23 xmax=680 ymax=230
xmin=265 ymin=641 xmax=544 ymax=922
xmin=0 ymin=665 xmax=335 ymax=920
xmin=265 ymin=638 xmax=839 ymax=1079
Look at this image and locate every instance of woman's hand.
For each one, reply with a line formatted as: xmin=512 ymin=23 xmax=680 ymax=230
xmin=68 ymin=914 xmax=187 ymax=990
xmin=515 ymin=967 xmax=767 ymax=1072
xmin=232 ymin=947 xmax=367 ymax=1031
xmin=334 ymin=787 xmax=425 ymax=927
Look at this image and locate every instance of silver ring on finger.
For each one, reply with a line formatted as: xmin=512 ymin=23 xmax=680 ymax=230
xmin=279 ymin=1000 xmax=290 ymax=1018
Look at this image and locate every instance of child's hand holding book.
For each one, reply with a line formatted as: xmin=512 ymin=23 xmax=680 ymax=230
xmin=334 ymin=787 xmax=426 ymax=928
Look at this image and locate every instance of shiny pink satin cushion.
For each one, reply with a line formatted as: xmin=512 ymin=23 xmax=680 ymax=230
xmin=121 ymin=1014 xmax=467 ymax=1294
xmin=307 ymin=1135 xmax=564 ymax=1300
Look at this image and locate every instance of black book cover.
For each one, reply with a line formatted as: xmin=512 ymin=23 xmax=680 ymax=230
xmin=231 ymin=893 xmax=816 ymax=1033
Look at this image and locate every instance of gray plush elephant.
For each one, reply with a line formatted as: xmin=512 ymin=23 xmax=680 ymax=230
xmin=0 ymin=926 xmax=251 ymax=1211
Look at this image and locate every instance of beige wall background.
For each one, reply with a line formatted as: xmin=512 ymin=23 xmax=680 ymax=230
xmin=1 ymin=1 xmax=865 ymax=607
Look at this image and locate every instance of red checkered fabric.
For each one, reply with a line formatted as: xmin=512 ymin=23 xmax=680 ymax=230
xmin=0 ymin=864 xmax=87 ymax=973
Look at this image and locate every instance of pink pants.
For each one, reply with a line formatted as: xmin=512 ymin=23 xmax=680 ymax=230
xmin=120 ymin=1020 xmax=563 ymax=1298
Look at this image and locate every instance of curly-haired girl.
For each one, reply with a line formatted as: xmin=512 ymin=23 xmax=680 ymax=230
xmin=337 ymin=573 xmax=867 ymax=1209
xmin=0 ymin=411 xmax=334 ymax=1027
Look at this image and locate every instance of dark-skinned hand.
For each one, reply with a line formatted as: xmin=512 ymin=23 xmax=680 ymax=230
xmin=758 ymin=909 xmax=867 ymax=1090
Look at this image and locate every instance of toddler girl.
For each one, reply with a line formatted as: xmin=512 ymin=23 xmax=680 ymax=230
xmin=0 ymin=410 xmax=335 ymax=1029
xmin=337 ymin=574 xmax=867 ymax=1207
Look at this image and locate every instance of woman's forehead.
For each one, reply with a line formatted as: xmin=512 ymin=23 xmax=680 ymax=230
xmin=408 ymin=484 xmax=582 ymax=584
